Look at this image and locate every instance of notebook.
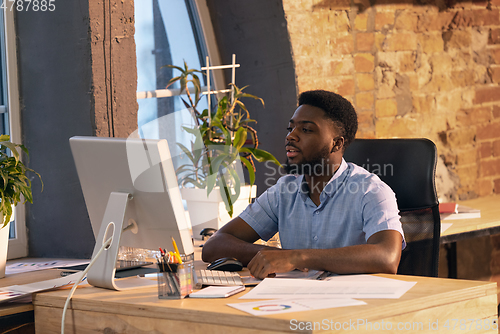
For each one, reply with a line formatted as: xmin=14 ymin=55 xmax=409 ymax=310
xmin=189 ymin=285 xmax=245 ymax=298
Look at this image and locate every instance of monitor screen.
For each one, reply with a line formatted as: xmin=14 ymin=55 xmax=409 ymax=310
xmin=70 ymin=136 xmax=194 ymax=290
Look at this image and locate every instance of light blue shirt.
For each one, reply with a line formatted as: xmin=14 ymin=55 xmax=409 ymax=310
xmin=239 ymin=159 xmax=405 ymax=250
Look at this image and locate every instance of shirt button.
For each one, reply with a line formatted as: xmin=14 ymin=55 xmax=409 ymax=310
xmin=314 ymin=211 xmax=319 ymax=215
xmin=313 ymin=236 xmax=318 ymax=241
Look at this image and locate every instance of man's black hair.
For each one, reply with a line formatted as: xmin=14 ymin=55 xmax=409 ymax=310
xmin=298 ymin=90 xmax=358 ymax=150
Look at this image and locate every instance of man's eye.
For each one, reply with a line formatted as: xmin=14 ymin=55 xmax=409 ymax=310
xmin=302 ymin=128 xmax=311 ymax=132
xmin=286 ymin=127 xmax=292 ymax=132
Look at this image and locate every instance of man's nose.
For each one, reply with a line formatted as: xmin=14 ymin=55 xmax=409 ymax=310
xmin=286 ymin=128 xmax=298 ymax=142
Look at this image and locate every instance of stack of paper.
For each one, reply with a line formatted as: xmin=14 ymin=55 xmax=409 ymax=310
xmin=228 ymin=275 xmax=416 ymax=316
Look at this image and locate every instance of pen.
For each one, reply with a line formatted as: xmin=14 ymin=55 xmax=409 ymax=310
xmin=171 ymin=237 xmax=183 ymax=264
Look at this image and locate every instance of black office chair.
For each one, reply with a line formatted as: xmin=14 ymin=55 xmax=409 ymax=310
xmin=344 ymin=138 xmax=440 ymax=277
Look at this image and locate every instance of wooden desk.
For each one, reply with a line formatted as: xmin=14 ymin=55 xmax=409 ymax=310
xmin=34 ymin=275 xmax=497 ymax=333
xmin=439 ymin=194 xmax=500 ymax=278
xmin=0 ymin=264 xmax=65 ymax=333
xmin=441 ymin=194 xmax=500 ymax=243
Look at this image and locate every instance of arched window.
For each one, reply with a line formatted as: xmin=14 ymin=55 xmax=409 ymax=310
xmin=135 ymin=0 xmax=223 ymax=161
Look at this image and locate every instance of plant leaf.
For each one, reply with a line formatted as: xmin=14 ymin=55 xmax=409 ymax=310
xmin=233 ymin=127 xmax=247 ymax=150
xmin=240 ymin=147 xmax=281 ymax=165
xmin=240 ymin=157 xmax=255 ymax=186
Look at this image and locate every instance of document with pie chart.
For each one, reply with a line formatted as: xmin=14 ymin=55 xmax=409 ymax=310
xmin=227 ymin=298 xmax=365 ymax=316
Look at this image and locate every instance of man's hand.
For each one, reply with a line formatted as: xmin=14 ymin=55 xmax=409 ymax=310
xmin=247 ymin=249 xmax=307 ymax=279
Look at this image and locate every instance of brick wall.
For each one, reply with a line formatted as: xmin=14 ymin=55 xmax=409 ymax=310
xmin=283 ymin=0 xmax=500 ymax=201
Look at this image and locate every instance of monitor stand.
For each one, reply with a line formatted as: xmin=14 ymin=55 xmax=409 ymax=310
xmin=86 ymin=192 xmax=155 ymax=291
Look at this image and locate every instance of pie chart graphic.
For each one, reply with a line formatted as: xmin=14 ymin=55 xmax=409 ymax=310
xmin=253 ymin=304 xmax=292 ymax=312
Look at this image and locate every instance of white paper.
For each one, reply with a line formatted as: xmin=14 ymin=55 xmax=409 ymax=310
xmin=190 ymin=285 xmax=245 ymax=298
xmin=0 ymin=272 xmax=86 ymax=303
xmin=228 ymin=298 xmax=366 ymax=316
xmin=240 ymin=275 xmax=416 ymax=300
xmin=441 ymin=223 xmax=453 ymax=233
xmin=241 ymin=269 xmax=324 ymax=286
xmin=6 ymin=259 xmax=90 ymax=275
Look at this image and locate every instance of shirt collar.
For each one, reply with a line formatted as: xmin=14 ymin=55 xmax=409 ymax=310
xmin=322 ymin=158 xmax=349 ymax=196
xmin=298 ymin=158 xmax=349 ymax=201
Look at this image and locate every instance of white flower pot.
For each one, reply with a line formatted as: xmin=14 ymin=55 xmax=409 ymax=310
xmin=181 ymin=185 xmax=256 ymax=240
xmin=0 ymin=222 xmax=10 ymax=278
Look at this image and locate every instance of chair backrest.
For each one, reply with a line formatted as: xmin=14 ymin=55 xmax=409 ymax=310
xmin=344 ymin=138 xmax=441 ymax=277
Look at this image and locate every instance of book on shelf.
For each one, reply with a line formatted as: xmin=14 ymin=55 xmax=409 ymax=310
xmin=439 ymin=202 xmax=481 ymax=220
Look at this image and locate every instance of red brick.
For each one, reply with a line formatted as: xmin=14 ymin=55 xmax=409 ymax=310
xmin=494 ymin=140 xmax=500 ymax=157
xmin=357 ymin=33 xmax=375 ymax=52
xmin=375 ymin=98 xmax=398 ymax=117
xmin=474 ymin=86 xmax=500 ymax=104
xmin=456 ymin=164 xmax=479 ymax=190
xmin=490 ymin=28 xmax=500 ymax=45
xmin=355 ymin=13 xmax=368 ymax=31
xmin=356 ymin=92 xmax=374 ymax=110
xmin=478 ymin=178 xmax=493 ymax=197
xmin=356 ymin=73 xmax=375 ymax=91
xmin=449 ymin=10 xmax=474 ymax=29
xmin=394 ymin=11 xmax=418 ymax=31
xmin=399 ymin=52 xmax=417 ymax=72
xmin=357 ymin=110 xmax=374 ymax=124
xmin=354 ymin=53 xmax=375 ymax=72
xmin=477 ymin=122 xmax=500 ymax=140
xmin=456 ymin=148 xmax=478 ymax=165
xmin=336 ymin=78 xmax=355 ymax=96
xmin=491 ymin=48 xmax=500 ymax=64
xmin=456 ymin=106 xmax=492 ymax=126
xmin=334 ymin=35 xmax=355 ymax=56
xmin=495 ymin=178 xmax=500 ymax=194
xmin=451 ymin=70 xmax=475 ymax=88
xmin=375 ymin=11 xmax=395 ymax=31
xmin=417 ymin=12 xmax=453 ymax=32
xmin=472 ymin=9 xmax=500 ymax=26
xmin=385 ymin=33 xmax=417 ymax=51
xmin=480 ymin=141 xmax=493 ymax=158
xmin=494 ymin=105 xmax=500 ymax=118
xmin=446 ymin=127 xmax=476 ymax=147
xmin=489 ymin=67 xmax=500 ymax=83
xmin=481 ymin=158 xmax=500 ymax=177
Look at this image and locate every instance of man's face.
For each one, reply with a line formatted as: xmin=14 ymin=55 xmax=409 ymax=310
xmin=284 ymin=104 xmax=338 ymax=175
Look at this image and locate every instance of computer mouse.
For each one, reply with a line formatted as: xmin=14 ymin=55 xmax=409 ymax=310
xmin=200 ymin=228 xmax=217 ymax=240
xmin=206 ymin=257 xmax=243 ymax=272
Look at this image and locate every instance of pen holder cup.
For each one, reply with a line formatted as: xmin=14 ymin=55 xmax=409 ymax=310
xmin=157 ymin=254 xmax=194 ymax=299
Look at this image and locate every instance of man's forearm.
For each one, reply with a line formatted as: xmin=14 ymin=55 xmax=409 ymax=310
xmin=247 ymin=230 xmax=403 ymax=278
xmin=296 ymin=243 xmax=400 ymax=274
xmin=201 ymin=231 xmax=270 ymax=265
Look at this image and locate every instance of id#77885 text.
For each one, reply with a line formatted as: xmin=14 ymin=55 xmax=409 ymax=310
xmin=1 ymin=0 xmax=55 ymax=11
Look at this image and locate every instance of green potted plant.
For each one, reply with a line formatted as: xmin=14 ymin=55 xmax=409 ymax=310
xmin=165 ymin=62 xmax=280 ymax=237
xmin=0 ymin=135 xmax=42 ymax=278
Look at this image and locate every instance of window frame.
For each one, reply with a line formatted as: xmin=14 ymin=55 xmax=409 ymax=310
xmin=2 ymin=8 xmax=27 ymax=259
xmin=135 ymin=0 xmax=225 ymax=101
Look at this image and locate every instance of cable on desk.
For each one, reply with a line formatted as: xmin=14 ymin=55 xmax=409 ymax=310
xmin=61 ymin=222 xmax=114 ymax=334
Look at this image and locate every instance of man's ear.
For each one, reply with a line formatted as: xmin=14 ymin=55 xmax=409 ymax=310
xmin=331 ymin=137 xmax=345 ymax=153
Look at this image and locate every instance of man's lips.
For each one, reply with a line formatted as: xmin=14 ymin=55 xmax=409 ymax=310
xmin=286 ymin=145 xmax=300 ymax=158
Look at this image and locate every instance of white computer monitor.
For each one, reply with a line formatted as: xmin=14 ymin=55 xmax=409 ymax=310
xmin=69 ymin=136 xmax=194 ymax=290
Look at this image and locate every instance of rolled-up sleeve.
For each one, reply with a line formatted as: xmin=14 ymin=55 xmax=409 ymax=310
xmin=239 ymin=186 xmax=280 ymax=241
xmin=362 ymin=181 xmax=406 ymax=249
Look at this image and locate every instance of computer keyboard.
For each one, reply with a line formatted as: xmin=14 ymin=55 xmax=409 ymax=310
xmin=195 ymin=269 xmax=243 ymax=288
xmin=115 ymin=260 xmax=153 ymax=271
